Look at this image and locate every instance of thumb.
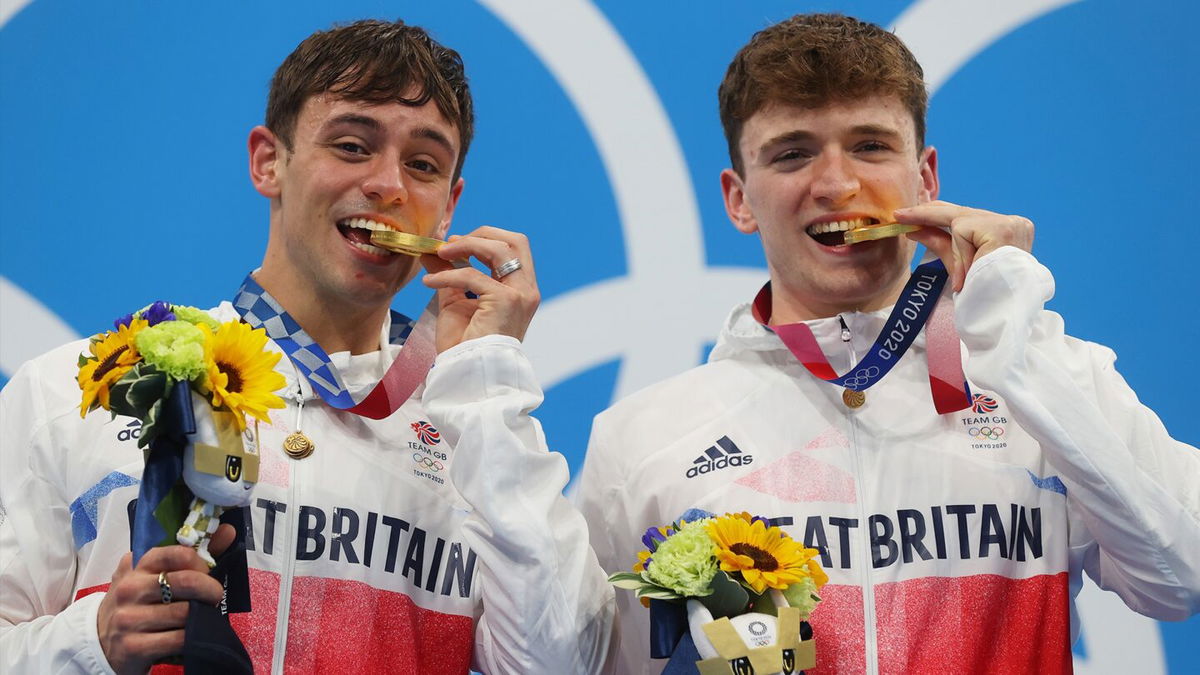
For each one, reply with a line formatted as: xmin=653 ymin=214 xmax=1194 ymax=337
xmin=207 ymin=523 xmax=237 ymax=560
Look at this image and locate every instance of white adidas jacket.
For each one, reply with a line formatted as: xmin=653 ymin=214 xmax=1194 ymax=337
xmin=0 ymin=305 xmax=614 ymax=674
xmin=578 ymin=247 xmax=1199 ymax=674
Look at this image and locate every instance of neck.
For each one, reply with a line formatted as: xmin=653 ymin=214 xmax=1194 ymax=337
xmin=251 ymin=272 xmax=389 ymax=355
xmin=767 ymin=276 xmax=909 ymax=325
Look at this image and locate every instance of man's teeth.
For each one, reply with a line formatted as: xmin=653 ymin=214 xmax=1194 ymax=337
xmin=806 ymin=218 xmax=872 ymax=235
xmin=339 ymin=217 xmax=395 ymax=232
xmin=339 ymin=218 xmax=396 ymax=255
xmin=348 ymin=240 xmax=393 ymax=255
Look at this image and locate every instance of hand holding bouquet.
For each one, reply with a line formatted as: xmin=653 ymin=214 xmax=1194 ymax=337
xmin=609 ymin=510 xmax=827 ymax=674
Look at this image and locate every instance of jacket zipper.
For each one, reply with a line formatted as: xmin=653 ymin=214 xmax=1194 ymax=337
xmin=271 ymin=383 xmax=305 ymax=674
xmin=841 ymin=315 xmax=879 ymax=674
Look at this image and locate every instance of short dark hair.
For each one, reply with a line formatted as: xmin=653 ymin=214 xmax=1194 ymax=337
xmin=266 ymin=19 xmax=474 ymax=180
xmin=719 ymin=13 xmax=927 ymax=175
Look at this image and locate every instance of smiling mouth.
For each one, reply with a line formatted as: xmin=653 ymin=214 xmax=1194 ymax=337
xmin=337 ymin=218 xmax=398 ymax=256
xmin=805 ymin=217 xmax=880 ymax=247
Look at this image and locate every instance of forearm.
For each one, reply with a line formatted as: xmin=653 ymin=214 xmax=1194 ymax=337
xmin=423 ymin=336 xmax=615 ymax=673
xmin=957 ymin=246 xmax=1200 ymax=618
xmin=1 ymin=359 xmax=117 ymax=672
xmin=1 ymin=593 xmax=115 ymax=674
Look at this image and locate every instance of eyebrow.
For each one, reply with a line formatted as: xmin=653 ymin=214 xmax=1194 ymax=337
xmin=325 ymin=113 xmax=382 ymax=132
xmin=757 ymin=129 xmax=816 ymax=156
xmin=411 ymin=126 xmax=456 ymax=158
xmin=847 ymin=124 xmax=904 ymax=141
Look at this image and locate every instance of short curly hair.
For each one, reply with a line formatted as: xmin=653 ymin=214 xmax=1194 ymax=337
xmin=718 ymin=13 xmax=927 ymax=175
xmin=266 ymin=19 xmax=474 ymax=180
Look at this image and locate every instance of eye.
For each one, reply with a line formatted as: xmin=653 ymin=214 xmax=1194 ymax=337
xmin=771 ymin=148 xmax=812 ymax=164
xmin=855 ymin=140 xmax=890 ymax=153
xmin=335 ymin=141 xmax=369 ymax=155
xmin=407 ymin=158 xmax=445 ymax=177
xmin=325 ymin=137 xmax=371 ymax=157
xmin=225 ymin=455 xmax=244 ymax=482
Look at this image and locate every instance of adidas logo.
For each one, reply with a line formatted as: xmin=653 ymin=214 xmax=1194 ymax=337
xmin=685 ymin=436 xmax=753 ymax=479
xmin=116 ymin=419 xmax=141 ymax=442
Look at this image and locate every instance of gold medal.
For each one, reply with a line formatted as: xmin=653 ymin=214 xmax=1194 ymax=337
xmin=369 ymin=230 xmax=445 ymax=257
xmin=842 ymin=222 xmax=921 ymax=245
xmin=283 ymin=432 xmax=315 ymax=460
xmin=842 ymin=388 xmax=866 ymax=409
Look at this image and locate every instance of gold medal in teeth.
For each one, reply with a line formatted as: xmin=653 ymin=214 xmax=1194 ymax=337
xmin=842 ymin=222 xmax=921 ymax=245
xmin=369 ymin=230 xmax=445 ymax=257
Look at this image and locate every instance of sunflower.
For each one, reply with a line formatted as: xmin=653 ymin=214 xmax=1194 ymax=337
xmin=200 ymin=321 xmax=286 ymax=430
xmin=78 ymin=319 xmax=147 ymax=416
xmin=706 ymin=514 xmax=823 ymax=594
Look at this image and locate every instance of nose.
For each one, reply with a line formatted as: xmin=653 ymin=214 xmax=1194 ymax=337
xmin=361 ymin=157 xmax=408 ymax=205
xmin=810 ymin=148 xmax=859 ymax=207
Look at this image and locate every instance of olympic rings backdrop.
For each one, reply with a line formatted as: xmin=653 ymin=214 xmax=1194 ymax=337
xmin=1 ymin=1 xmax=1196 ymax=671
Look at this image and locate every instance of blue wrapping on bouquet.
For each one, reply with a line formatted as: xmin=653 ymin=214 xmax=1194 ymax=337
xmin=651 ymin=599 xmax=706 ymax=674
xmin=131 ymin=380 xmax=195 ymax=565
xmin=128 ymin=380 xmax=253 ymax=674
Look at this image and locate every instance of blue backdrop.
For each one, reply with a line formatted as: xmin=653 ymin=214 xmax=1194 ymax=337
xmin=2 ymin=1 xmax=1196 ymax=672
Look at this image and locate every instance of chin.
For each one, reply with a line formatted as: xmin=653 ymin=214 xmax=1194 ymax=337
xmin=824 ymin=275 xmax=905 ymax=311
xmin=331 ymin=276 xmax=402 ymax=307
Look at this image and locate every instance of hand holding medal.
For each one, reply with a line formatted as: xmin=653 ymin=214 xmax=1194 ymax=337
xmin=418 ymin=226 xmax=540 ymax=353
xmin=892 ymin=200 xmax=1035 ymax=292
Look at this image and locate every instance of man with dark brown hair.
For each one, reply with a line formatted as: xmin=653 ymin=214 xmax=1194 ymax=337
xmin=579 ymin=13 xmax=1198 ymax=674
xmin=1 ymin=19 xmax=614 ymax=673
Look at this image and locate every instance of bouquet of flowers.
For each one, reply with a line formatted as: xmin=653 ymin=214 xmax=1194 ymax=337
xmin=79 ymin=301 xmax=285 ymax=446
xmin=78 ymin=301 xmax=286 ymax=563
xmin=609 ymin=510 xmax=827 ymax=675
xmin=77 ymin=300 xmax=286 ymax=672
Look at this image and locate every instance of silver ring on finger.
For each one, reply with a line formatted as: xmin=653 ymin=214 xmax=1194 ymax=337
xmin=493 ymin=258 xmax=522 ymax=280
xmin=158 ymin=570 xmax=173 ymax=604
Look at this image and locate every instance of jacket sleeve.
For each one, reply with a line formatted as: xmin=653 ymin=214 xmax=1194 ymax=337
xmin=955 ymin=246 xmax=1200 ymax=620
xmin=0 ymin=356 xmax=118 ymax=674
xmin=576 ymin=412 xmax=656 ymax=675
xmin=421 ymin=335 xmax=616 ymax=674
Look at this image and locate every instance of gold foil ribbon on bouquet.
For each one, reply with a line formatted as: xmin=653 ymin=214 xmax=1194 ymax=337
xmin=696 ymin=607 xmax=815 ymax=674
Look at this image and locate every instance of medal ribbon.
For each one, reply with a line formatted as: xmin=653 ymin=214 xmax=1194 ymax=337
xmin=752 ymin=259 xmax=971 ymax=414
xmin=232 ymin=275 xmax=436 ymax=419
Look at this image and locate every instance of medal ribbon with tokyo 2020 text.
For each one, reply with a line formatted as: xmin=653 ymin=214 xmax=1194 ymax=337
xmin=232 ymin=274 xmax=437 ymax=419
xmin=752 ymin=258 xmax=972 ymax=414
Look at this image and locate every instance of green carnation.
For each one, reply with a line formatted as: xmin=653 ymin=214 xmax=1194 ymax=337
xmin=646 ymin=519 xmax=718 ymax=597
xmin=171 ymin=305 xmax=221 ymax=331
xmin=135 ymin=321 xmax=207 ymax=382
xmin=782 ymin=576 xmax=821 ymax=620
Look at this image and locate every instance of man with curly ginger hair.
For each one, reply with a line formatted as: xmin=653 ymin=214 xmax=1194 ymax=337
xmin=0 ymin=19 xmax=614 ymax=674
xmin=579 ymin=13 xmax=1199 ymax=674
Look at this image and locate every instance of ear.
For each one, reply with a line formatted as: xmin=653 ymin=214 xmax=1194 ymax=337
xmin=918 ymin=145 xmax=939 ymax=202
xmin=433 ymin=176 xmax=465 ymax=240
xmin=249 ymin=126 xmax=284 ymax=199
xmin=721 ymin=168 xmax=758 ymax=234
